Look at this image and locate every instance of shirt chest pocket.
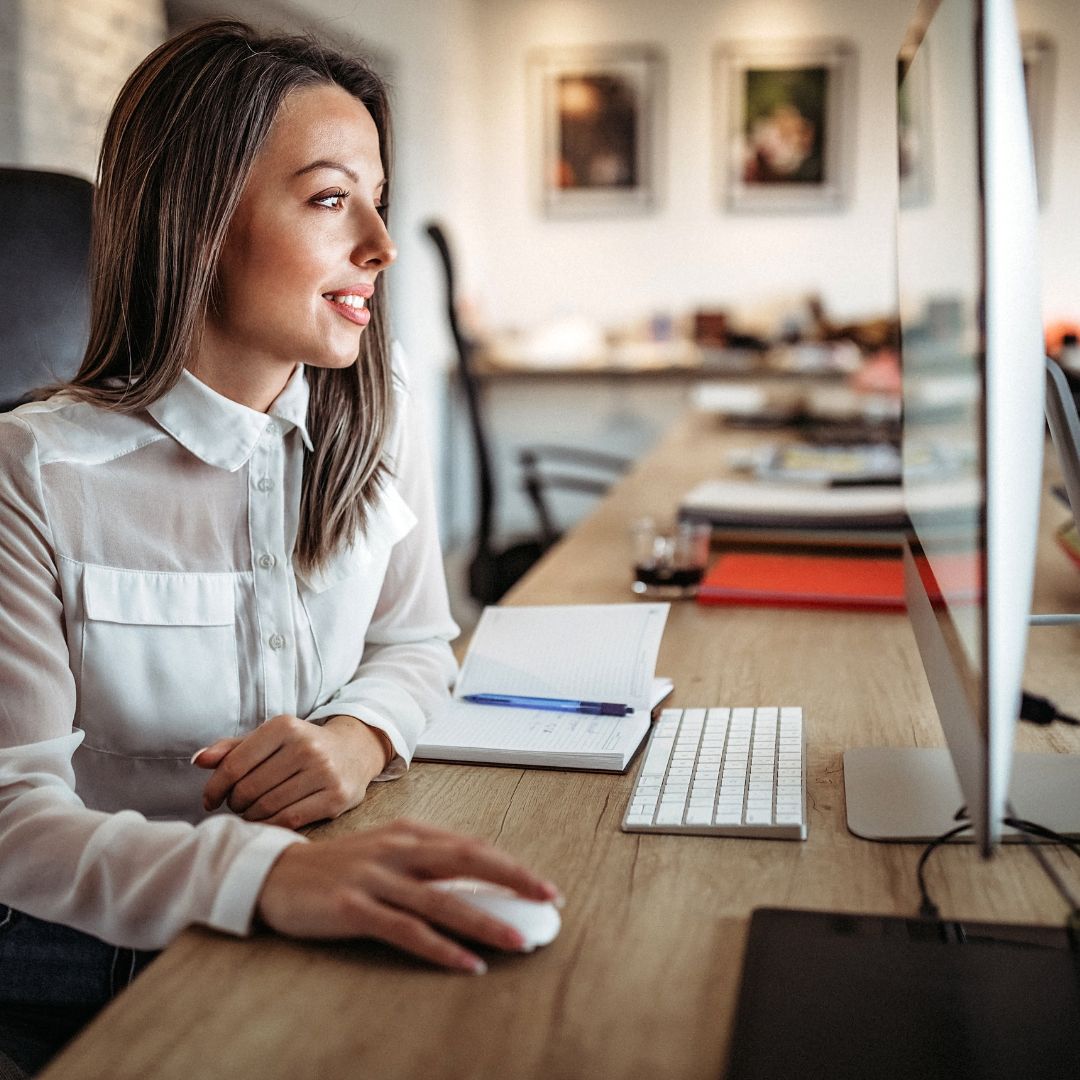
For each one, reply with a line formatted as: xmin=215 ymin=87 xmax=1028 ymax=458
xmin=77 ymin=565 xmax=240 ymax=758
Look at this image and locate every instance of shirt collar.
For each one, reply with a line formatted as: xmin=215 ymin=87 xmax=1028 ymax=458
xmin=147 ymin=365 xmax=313 ymax=472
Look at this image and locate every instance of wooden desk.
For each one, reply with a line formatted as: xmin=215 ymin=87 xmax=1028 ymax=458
xmin=43 ymin=412 xmax=1080 ymax=1080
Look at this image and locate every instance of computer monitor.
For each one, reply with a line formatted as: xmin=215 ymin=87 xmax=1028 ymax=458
xmin=844 ymin=0 xmax=1080 ymax=854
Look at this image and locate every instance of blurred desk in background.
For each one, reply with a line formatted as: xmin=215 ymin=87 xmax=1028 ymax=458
xmin=442 ymin=357 xmax=863 ymax=553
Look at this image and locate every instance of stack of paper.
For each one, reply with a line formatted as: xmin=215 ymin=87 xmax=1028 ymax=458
xmin=679 ymin=478 xmax=909 ymax=531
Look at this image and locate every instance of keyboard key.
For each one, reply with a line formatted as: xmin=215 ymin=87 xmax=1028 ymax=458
xmin=641 ymin=749 xmax=674 ymax=777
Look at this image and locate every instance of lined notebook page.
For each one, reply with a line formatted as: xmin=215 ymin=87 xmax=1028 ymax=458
xmin=425 ymin=703 xmax=646 ymax=756
xmin=456 ymin=603 xmax=669 ymax=710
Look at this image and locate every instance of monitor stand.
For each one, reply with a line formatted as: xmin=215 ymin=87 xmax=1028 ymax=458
xmin=844 ymin=745 xmax=1080 ymax=842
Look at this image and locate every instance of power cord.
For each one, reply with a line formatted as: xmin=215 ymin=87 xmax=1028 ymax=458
xmin=1003 ymin=815 xmax=1080 ymax=928
xmin=1003 ymin=816 xmax=1080 ymax=863
xmin=916 ymin=809 xmax=1080 ymax=947
xmin=916 ymin=812 xmax=971 ymax=920
xmin=1020 ymin=690 xmax=1079 ymax=726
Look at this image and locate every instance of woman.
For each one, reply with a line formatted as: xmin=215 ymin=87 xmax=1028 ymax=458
xmin=0 ymin=20 xmax=558 ymax=1076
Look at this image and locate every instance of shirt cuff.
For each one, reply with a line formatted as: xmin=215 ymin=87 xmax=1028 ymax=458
xmin=207 ymin=824 xmax=308 ymax=937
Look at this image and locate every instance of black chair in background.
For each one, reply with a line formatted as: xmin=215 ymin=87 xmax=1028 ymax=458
xmin=0 ymin=168 xmax=94 ymax=411
xmin=424 ymin=221 xmax=630 ymax=606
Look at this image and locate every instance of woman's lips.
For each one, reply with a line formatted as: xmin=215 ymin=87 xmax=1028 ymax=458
xmin=323 ymin=292 xmax=371 ymax=327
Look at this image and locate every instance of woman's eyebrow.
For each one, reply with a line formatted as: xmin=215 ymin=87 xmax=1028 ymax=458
xmin=293 ymin=159 xmax=360 ymax=184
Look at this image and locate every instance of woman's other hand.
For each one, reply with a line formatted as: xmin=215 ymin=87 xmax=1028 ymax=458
xmin=255 ymin=819 xmax=562 ymax=973
xmin=193 ymin=714 xmax=392 ymax=828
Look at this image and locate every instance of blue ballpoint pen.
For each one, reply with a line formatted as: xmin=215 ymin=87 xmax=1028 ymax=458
xmin=462 ymin=693 xmax=632 ymax=717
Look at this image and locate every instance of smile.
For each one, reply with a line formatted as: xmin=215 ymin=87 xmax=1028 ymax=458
xmin=323 ymin=292 xmax=370 ymax=326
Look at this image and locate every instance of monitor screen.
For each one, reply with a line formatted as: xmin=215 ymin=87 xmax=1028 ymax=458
xmin=898 ymin=0 xmax=985 ymax=737
xmin=845 ymin=0 xmax=1047 ymax=854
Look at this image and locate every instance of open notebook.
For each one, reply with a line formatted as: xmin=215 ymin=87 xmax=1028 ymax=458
xmin=416 ymin=603 xmax=671 ymax=771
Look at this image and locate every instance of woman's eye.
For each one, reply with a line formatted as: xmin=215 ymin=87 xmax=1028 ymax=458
xmin=312 ymin=189 xmax=349 ymax=209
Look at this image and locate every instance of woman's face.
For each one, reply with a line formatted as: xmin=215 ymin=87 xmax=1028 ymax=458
xmin=198 ymin=82 xmax=395 ymax=408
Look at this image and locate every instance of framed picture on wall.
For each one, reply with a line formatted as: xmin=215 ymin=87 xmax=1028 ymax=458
xmin=1022 ymin=33 xmax=1054 ymax=204
xmin=715 ymin=38 xmax=856 ymax=212
xmin=898 ymin=44 xmax=932 ymax=208
xmin=529 ymin=45 xmax=663 ymax=217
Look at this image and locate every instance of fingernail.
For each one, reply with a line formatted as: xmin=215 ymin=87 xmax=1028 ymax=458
xmin=190 ymin=746 xmax=210 ymax=765
xmin=543 ymin=882 xmax=565 ymax=908
xmin=464 ymin=956 xmax=487 ymax=975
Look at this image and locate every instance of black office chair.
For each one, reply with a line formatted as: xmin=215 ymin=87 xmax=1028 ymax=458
xmin=0 ymin=168 xmax=94 ymax=410
xmin=424 ymin=221 xmax=630 ymax=605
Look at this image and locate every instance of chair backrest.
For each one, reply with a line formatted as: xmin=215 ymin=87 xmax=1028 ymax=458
xmin=0 ymin=168 xmax=93 ymax=410
xmin=424 ymin=220 xmax=498 ymax=556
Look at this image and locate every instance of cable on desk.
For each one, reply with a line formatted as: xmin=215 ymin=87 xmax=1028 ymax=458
xmin=916 ymin=814 xmax=972 ymax=921
xmin=1002 ymin=815 xmax=1080 ymax=932
xmin=916 ymin=810 xmax=1080 ymax=947
xmin=1019 ymin=690 xmax=1080 ymax=727
xmin=1003 ymin=817 xmax=1080 ymax=864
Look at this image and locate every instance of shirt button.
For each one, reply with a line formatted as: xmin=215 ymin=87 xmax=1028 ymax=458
xmin=258 ymin=553 xmax=276 ymax=570
xmin=257 ymin=477 xmax=274 ymax=492
xmin=268 ymin=633 xmax=286 ymax=650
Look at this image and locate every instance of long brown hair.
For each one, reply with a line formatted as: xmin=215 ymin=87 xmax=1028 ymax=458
xmin=57 ymin=19 xmax=395 ymax=571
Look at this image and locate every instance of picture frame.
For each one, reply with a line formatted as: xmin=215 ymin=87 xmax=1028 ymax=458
xmin=529 ymin=45 xmax=663 ymax=217
xmin=1021 ymin=33 xmax=1054 ymax=204
xmin=897 ymin=43 xmax=932 ymax=207
xmin=714 ymin=38 xmax=856 ymax=213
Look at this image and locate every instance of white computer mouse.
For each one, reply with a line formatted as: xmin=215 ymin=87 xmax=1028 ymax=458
xmin=431 ymin=878 xmax=561 ymax=951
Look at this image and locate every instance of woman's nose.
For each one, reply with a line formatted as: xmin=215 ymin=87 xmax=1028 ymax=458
xmin=354 ymin=212 xmax=396 ymax=271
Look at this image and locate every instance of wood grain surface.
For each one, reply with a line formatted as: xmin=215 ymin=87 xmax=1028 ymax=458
xmin=41 ymin=412 xmax=1080 ymax=1080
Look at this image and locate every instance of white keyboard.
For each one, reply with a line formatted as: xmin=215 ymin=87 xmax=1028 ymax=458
xmin=621 ymin=707 xmax=807 ymax=840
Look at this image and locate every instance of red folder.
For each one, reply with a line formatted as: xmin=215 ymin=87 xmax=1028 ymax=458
xmin=697 ymin=552 xmax=906 ymax=612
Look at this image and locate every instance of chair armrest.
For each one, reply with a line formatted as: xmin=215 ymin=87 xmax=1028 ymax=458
xmin=517 ymin=445 xmax=632 ymax=474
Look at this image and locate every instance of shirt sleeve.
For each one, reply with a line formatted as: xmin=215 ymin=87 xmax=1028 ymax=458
xmin=306 ymin=345 xmax=460 ymax=776
xmin=0 ymin=416 xmax=305 ymax=951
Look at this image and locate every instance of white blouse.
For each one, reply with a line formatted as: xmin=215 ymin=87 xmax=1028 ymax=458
xmin=0 ymin=350 xmax=458 ymax=950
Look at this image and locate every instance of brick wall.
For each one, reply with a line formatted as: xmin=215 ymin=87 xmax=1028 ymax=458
xmin=1 ymin=0 xmax=165 ymax=179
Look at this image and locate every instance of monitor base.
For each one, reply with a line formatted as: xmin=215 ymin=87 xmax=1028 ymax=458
xmin=844 ymin=746 xmax=1080 ymax=841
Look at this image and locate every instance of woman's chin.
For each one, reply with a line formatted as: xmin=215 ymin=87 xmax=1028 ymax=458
xmin=307 ymin=350 xmax=362 ymax=371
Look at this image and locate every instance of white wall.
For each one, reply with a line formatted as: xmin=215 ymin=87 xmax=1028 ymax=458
xmin=461 ymin=0 xmax=919 ymax=338
xmin=0 ymin=0 xmax=165 ymax=178
xmin=1017 ymin=0 xmax=1080 ymax=324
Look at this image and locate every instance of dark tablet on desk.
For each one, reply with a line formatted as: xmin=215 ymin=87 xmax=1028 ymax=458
xmin=725 ymin=907 xmax=1080 ymax=1080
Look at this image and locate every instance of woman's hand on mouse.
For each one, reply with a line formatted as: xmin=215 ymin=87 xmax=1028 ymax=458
xmin=255 ymin=819 xmax=562 ymax=973
xmin=193 ymin=714 xmax=392 ymax=828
